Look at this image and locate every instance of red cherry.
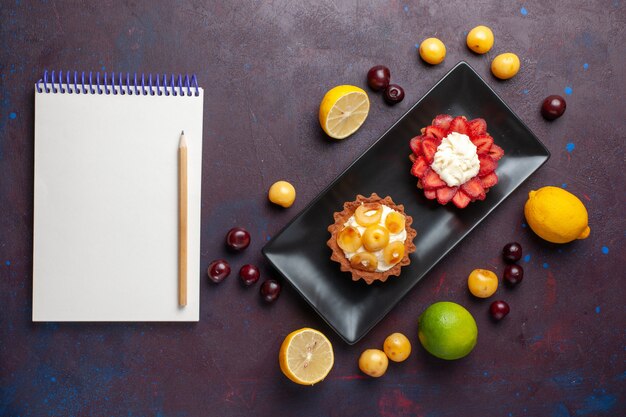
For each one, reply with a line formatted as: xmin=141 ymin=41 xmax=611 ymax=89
xmin=503 ymin=264 xmax=524 ymax=285
xmin=367 ymin=65 xmax=391 ymax=91
xmin=383 ymin=84 xmax=405 ymax=105
xmin=541 ymin=95 xmax=566 ymax=120
xmin=207 ymin=259 xmax=230 ymax=283
xmin=502 ymin=242 xmax=523 ymax=263
xmin=225 ymin=227 xmax=250 ymax=251
xmin=490 ymin=300 xmax=510 ymax=320
xmin=260 ymin=280 xmax=281 ymax=303
xmin=239 ymin=264 xmax=260 ymax=286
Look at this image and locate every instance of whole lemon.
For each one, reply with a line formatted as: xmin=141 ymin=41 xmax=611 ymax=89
xmin=524 ymin=186 xmax=590 ymax=243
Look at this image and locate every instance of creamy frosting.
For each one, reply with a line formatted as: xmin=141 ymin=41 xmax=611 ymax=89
xmin=342 ymin=204 xmax=407 ymax=272
xmin=431 ymin=132 xmax=480 ymax=187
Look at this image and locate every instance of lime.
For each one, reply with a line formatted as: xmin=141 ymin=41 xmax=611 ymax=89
xmin=418 ymin=301 xmax=478 ymax=360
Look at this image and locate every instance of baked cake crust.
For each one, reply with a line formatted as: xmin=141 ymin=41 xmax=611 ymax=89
xmin=327 ymin=193 xmax=417 ymax=285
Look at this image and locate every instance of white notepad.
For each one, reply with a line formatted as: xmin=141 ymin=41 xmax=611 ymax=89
xmin=33 ymin=72 xmax=203 ymax=321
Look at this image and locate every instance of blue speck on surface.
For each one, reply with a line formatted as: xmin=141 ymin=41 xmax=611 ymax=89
xmin=509 ymin=413 xmax=513 ymax=417
xmin=523 ymin=254 xmax=531 ymax=263
xmin=522 ymin=89 xmax=529 ymax=94
xmin=5 ymin=260 xmax=10 ymax=266
xmin=601 ymin=246 xmax=609 ymax=254
xmin=483 ymin=371 xmax=488 ymax=376
xmin=595 ymin=306 xmax=601 ymax=314
xmin=403 ymin=5 xmax=409 ymax=13
xmin=266 ymin=236 xmax=271 ymax=241
xmin=101 ymin=65 xmax=106 ymax=71
xmin=243 ymin=63 xmax=252 ymax=71
xmin=566 ymin=142 xmax=575 ymax=153
xmin=562 ymin=183 xmax=567 ymax=188
xmin=575 ymin=390 xmax=617 ymax=415
xmin=415 ymin=43 xmax=420 ymax=49
xmin=554 ymin=403 xmax=572 ymax=417
xmin=564 ymin=86 xmax=573 ymax=95
xmin=9 ymin=112 xmax=16 ymax=119
xmin=543 ymin=263 xmax=549 ymax=269
xmin=583 ymin=63 xmax=589 ymax=70
xmin=521 ymin=222 xmax=527 ymax=228
xmin=520 ymin=7 xmax=528 ymax=15
xmin=50 ymin=376 xmax=56 ymax=382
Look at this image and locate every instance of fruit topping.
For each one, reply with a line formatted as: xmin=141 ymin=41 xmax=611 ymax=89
xmin=207 ymin=259 xmax=231 ymax=283
xmin=422 ymin=168 xmax=448 ymax=190
xmin=451 ymin=190 xmax=472 ymax=209
xmin=350 ymin=252 xmax=379 ymax=272
xmin=502 ymin=242 xmax=523 ymax=263
xmin=541 ymin=95 xmax=566 ymax=120
xmin=467 ymin=118 xmax=488 ymax=136
xmin=488 ymin=144 xmax=504 ymax=161
xmin=411 ymin=156 xmax=429 ymax=178
xmin=460 ymin=177 xmax=486 ymax=200
xmin=489 ymin=300 xmax=510 ymax=320
xmin=382 ymin=241 xmax=405 ymax=265
xmin=432 ymin=114 xmax=453 ymax=130
xmin=226 ymin=227 xmax=251 ymax=251
xmin=354 ymin=203 xmax=383 ymax=227
xmin=362 ymin=225 xmax=390 ymax=252
xmin=384 ymin=211 xmax=406 ymax=234
xmin=367 ymin=65 xmax=391 ymax=91
xmin=477 ymin=155 xmax=497 ymax=176
xmin=337 ymin=226 xmax=363 ymax=253
xmin=436 ymin=186 xmax=458 ymax=205
xmin=383 ymin=84 xmax=405 ymax=105
xmin=420 ymin=137 xmax=440 ymax=164
xmin=471 ymin=134 xmax=494 ymax=154
xmin=479 ymin=172 xmax=499 ymax=188
xmin=448 ymin=116 xmax=469 ymax=135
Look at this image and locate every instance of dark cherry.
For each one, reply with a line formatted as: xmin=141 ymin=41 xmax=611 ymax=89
xmin=260 ymin=279 xmax=281 ymax=303
xmin=383 ymin=84 xmax=405 ymax=105
xmin=367 ymin=65 xmax=391 ymax=91
xmin=239 ymin=264 xmax=260 ymax=286
xmin=490 ymin=300 xmax=510 ymax=320
xmin=541 ymin=95 xmax=566 ymax=120
xmin=502 ymin=242 xmax=523 ymax=263
xmin=225 ymin=227 xmax=250 ymax=251
xmin=207 ymin=259 xmax=230 ymax=283
xmin=503 ymin=264 xmax=524 ymax=285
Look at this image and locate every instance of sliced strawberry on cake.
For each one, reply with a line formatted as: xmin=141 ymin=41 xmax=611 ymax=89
xmin=408 ymin=115 xmax=503 ymax=208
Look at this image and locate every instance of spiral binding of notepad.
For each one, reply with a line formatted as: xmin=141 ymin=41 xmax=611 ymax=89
xmin=36 ymin=70 xmax=200 ymax=96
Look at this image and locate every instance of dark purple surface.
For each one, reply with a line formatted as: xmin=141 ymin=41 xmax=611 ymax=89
xmin=1 ymin=1 xmax=624 ymax=416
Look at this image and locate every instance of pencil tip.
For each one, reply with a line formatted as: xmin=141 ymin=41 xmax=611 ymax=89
xmin=181 ymin=130 xmax=185 ymax=135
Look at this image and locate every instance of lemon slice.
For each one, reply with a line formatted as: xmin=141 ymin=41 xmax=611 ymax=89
xmin=279 ymin=328 xmax=334 ymax=385
xmin=319 ymin=85 xmax=370 ymax=139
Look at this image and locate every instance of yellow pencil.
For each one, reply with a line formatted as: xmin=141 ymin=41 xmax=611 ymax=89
xmin=178 ymin=131 xmax=188 ymax=307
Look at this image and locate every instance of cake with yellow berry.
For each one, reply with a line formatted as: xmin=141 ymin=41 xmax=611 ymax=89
xmin=327 ymin=193 xmax=416 ymax=285
xmin=409 ymin=114 xmax=504 ymax=208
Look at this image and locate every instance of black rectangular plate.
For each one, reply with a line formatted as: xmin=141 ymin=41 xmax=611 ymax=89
xmin=262 ymin=61 xmax=550 ymax=344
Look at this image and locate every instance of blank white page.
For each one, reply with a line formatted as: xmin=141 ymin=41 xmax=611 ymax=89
xmin=33 ymin=85 xmax=203 ymax=321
